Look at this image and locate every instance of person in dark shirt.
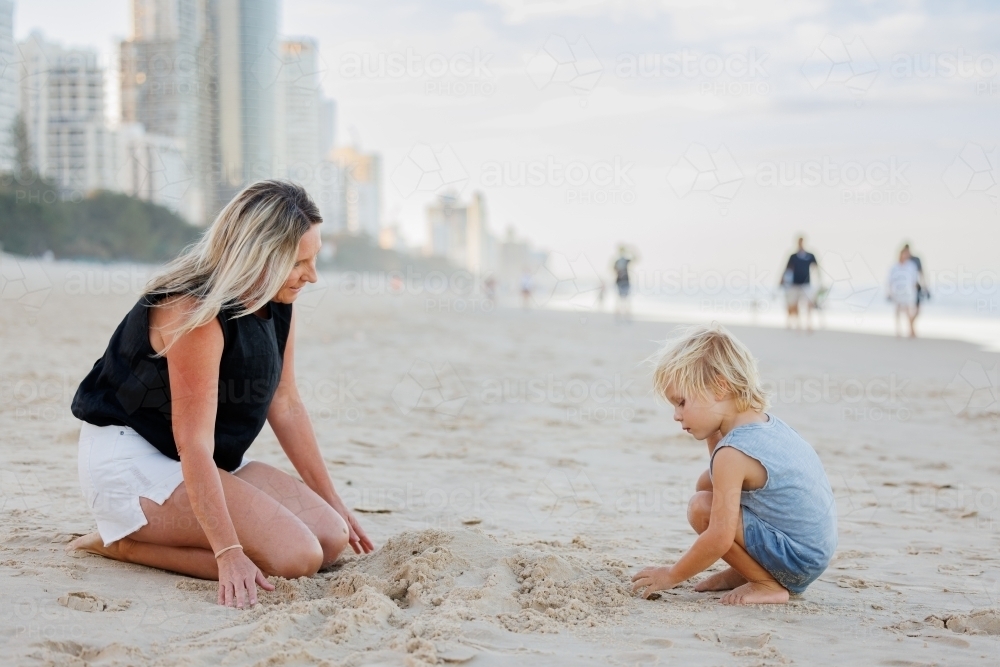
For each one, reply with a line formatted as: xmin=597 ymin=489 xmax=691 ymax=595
xmin=68 ymin=181 xmax=373 ymax=609
xmin=780 ymin=237 xmax=820 ymax=332
xmin=613 ymin=245 xmax=639 ymax=322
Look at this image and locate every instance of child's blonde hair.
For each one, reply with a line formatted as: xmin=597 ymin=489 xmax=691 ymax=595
xmin=652 ymin=323 xmax=769 ymax=412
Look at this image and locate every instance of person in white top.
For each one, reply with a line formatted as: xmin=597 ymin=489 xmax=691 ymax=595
xmin=888 ymin=246 xmax=920 ymax=338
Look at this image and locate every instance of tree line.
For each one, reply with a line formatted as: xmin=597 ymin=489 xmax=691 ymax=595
xmin=0 ymin=115 xmax=200 ymax=263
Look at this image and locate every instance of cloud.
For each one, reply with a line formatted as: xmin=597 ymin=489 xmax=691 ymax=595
xmin=487 ymin=0 xmax=828 ymax=31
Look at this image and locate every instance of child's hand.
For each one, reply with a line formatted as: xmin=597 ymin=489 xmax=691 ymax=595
xmin=631 ymin=566 xmax=677 ymax=599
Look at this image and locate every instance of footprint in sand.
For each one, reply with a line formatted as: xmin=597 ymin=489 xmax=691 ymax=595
xmin=57 ymin=591 xmax=130 ymax=612
xmin=832 ymin=560 xmax=868 ymax=571
xmin=837 ymin=576 xmax=882 ymax=589
xmin=936 ymin=564 xmax=984 ymax=577
xmin=611 ymin=651 xmax=659 ymax=665
xmin=695 ymin=631 xmax=771 ymax=649
xmin=724 ymin=632 xmax=771 ymax=649
xmin=39 ymin=640 xmax=144 ymax=662
xmin=435 ymin=644 xmax=478 ymax=663
xmin=926 ymin=609 xmax=1000 ymax=635
xmin=924 ymin=634 xmax=971 ymax=648
xmin=641 ymin=638 xmax=673 ymax=648
xmin=831 ymin=549 xmax=872 ymax=571
xmin=891 ymin=619 xmax=924 ymax=637
xmin=905 ymin=544 xmax=942 ymax=555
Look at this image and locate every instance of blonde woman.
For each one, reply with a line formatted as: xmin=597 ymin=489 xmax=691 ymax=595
xmin=69 ymin=180 xmax=373 ymax=609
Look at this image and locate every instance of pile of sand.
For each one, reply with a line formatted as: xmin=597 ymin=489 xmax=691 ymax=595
xmin=94 ymin=529 xmax=637 ymax=666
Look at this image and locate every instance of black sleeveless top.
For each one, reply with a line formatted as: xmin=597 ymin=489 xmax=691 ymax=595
xmin=71 ymin=295 xmax=293 ymax=472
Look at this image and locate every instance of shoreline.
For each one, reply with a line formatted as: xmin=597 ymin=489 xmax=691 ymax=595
xmin=3 ymin=253 xmax=998 ymax=352
xmin=541 ymin=292 xmax=1000 ymax=353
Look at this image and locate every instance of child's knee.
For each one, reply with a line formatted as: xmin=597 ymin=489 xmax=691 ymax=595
xmin=687 ymin=491 xmax=713 ymax=533
xmin=695 ymin=470 xmax=712 ymax=492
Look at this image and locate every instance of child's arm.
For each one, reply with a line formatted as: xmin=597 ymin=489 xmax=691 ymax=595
xmin=631 ymin=448 xmax=750 ymax=598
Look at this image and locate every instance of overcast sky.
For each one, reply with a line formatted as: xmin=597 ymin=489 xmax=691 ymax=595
xmin=13 ymin=0 xmax=1000 ymax=286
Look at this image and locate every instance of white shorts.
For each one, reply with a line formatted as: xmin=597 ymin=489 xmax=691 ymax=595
xmin=784 ymin=285 xmax=815 ymax=308
xmin=77 ymin=422 xmax=251 ymax=546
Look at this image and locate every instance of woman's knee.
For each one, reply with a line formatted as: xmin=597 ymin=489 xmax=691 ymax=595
xmin=687 ymin=491 xmax=713 ymax=533
xmin=258 ymin=534 xmax=324 ymax=579
xmin=315 ymin=510 xmax=351 ymax=567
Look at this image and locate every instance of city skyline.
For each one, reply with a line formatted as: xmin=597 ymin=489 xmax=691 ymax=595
xmin=5 ymin=0 xmax=357 ymax=232
xmin=7 ymin=0 xmax=1000 ymax=281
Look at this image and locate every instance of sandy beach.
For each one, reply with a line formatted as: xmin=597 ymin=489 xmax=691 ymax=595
xmin=2 ymin=260 xmax=999 ymax=666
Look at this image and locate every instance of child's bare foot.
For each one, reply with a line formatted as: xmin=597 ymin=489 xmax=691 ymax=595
xmin=67 ymin=532 xmax=132 ymax=562
xmin=694 ymin=567 xmax=746 ymax=592
xmin=720 ymin=580 xmax=789 ymax=605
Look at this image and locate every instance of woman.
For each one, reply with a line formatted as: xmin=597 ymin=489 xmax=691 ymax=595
xmin=68 ymin=180 xmax=374 ymax=609
xmin=888 ymin=246 xmax=920 ymax=338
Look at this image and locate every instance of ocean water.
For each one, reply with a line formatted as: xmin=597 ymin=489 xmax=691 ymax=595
xmin=535 ymin=281 xmax=1000 ymax=353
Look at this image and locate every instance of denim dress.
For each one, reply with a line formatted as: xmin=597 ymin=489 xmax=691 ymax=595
xmin=710 ymin=414 xmax=838 ymax=593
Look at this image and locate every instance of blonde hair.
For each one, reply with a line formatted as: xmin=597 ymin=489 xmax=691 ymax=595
xmin=145 ymin=180 xmax=321 ymax=351
xmin=652 ymin=323 xmax=768 ymax=412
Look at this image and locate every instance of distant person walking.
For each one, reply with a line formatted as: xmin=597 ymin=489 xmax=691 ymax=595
xmin=781 ymin=237 xmax=820 ymax=332
xmin=483 ymin=275 xmax=497 ymax=306
xmin=520 ymin=269 xmax=533 ymax=309
xmin=901 ymin=243 xmax=929 ymax=315
xmin=613 ymin=245 xmax=638 ymax=322
xmin=888 ymin=246 xmax=920 ymax=338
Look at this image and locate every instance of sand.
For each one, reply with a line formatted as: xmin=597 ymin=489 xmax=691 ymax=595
xmin=1 ymin=258 xmax=999 ymax=665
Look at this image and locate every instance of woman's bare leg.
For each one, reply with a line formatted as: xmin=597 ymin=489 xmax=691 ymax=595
xmin=233 ymin=462 xmax=350 ymax=568
xmin=69 ymin=467 xmax=325 ymax=580
xmin=687 ymin=491 xmax=789 ymax=604
xmin=68 ymin=532 xmax=219 ymax=579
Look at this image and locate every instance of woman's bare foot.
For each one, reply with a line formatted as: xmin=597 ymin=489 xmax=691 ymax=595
xmin=720 ymin=580 xmax=789 ymax=605
xmin=694 ymin=567 xmax=747 ymax=592
xmin=67 ymin=532 xmax=133 ymax=563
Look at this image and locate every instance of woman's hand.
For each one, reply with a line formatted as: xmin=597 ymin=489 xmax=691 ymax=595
xmin=631 ymin=565 xmax=678 ymax=599
xmin=331 ymin=500 xmax=375 ymax=554
xmin=216 ymin=549 xmax=275 ymax=608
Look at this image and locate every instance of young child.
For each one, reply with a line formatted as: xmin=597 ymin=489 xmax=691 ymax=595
xmin=631 ymin=324 xmax=837 ymax=604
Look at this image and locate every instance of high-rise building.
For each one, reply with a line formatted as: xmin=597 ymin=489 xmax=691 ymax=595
xmin=325 ymin=146 xmax=382 ymax=238
xmin=274 ymin=37 xmax=340 ymax=220
xmin=18 ymin=32 xmax=116 ymax=195
xmin=0 ymin=0 xmax=16 ymax=173
xmin=116 ymin=122 xmax=193 ymax=215
xmin=120 ymin=0 xmax=211 ymax=222
xmin=497 ymin=226 xmax=538 ymax=282
xmin=274 ymin=38 xmax=322 ymax=195
xmin=215 ymin=0 xmax=279 ymax=208
xmin=122 ymin=0 xmax=283 ymax=222
xmin=426 ymin=191 xmax=495 ymax=273
xmin=319 ymin=97 xmax=336 ymax=156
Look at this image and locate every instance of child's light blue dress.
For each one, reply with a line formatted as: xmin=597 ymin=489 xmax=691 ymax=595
xmin=710 ymin=414 xmax=838 ymax=594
